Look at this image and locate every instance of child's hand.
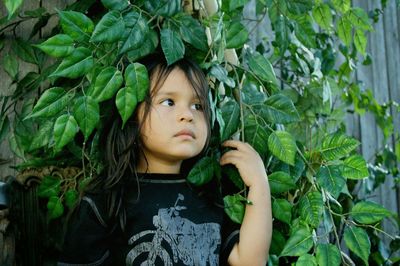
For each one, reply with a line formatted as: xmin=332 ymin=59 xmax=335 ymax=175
xmin=220 ymin=140 xmax=267 ymax=188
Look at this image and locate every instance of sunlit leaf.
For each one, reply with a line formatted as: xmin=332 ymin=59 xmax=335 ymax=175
xmin=261 ymin=94 xmax=300 ymax=124
xmin=3 ymin=0 xmax=23 ymax=19
xmin=316 ymin=165 xmax=346 ymax=199
xmin=116 ymin=86 xmax=137 ymax=128
xmin=244 ymin=114 xmax=269 ymax=156
xmin=248 ymin=51 xmax=278 ymax=87
xmin=320 ymin=133 xmax=359 ymax=160
xmin=220 ymin=99 xmax=239 ymax=141
xmin=296 ymin=254 xmax=317 ymax=266
xmin=268 ymin=171 xmax=296 ymax=194
xmin=354 ymin=29 xmax=367 ymax=56
xmin=350 ymin=201 xmax=392 ymax=224
xmin=299 ymin=191 xmax=323 ymax=228
xmin=125 ymin=63 xmax=149 ymax=102
xmin=90 ymin=66 xmax=123 ymax=102
xmin=312 ymin=4 xmax=332 ymax=30
xmin=28 ymin=87 xmax=71 ymax=119
xmin=226 ymin=22 xmax=248 ymax=49
xmin=316 ymin=243 xmax=341 ymax=266
xmin=223 ymin=194 xmax=246 ymax=224
xmin=337 ymin=16 xmax=352 ymax=47
xmin=268 ymin=131 xmax=297 ymax=165
xmin=50 ymin=47 xmax=94 ymax=78
xmin=332 ymin=0 xmax=351 ymax=13
xmin=342 ymin=155 xmax=369 ymax=179
xmin=280 ymin=227 xmax=313 ymax=257
xmin=58 ymin=10 xmax=94 ymax=42
xmin=344 ymin=226 xmax=370 ymax=265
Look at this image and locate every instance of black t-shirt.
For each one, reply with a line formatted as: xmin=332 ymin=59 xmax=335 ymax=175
xmin=58 ymin=173 xmax=239 ymax=266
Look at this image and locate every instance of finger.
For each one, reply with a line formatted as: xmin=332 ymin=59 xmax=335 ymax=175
xmin=222 ymin=140 xmax=249 ymax=150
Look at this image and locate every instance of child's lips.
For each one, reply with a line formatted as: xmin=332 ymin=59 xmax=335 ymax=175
xmin=174 ymin=129 xmax=195 ymax=139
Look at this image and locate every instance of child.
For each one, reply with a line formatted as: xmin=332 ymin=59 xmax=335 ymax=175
xmin=58 ymin=54 xmax=272 ymax=266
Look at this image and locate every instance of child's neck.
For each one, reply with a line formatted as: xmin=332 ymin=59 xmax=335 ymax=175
xmin=136 ymin=159 xmax=182 ymax=174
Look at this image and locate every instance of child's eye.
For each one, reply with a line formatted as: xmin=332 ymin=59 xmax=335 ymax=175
xmin=192 ymin=103 xmax=203 ymax=111
xmin=161 ymin=99 xmax=174 ymax=106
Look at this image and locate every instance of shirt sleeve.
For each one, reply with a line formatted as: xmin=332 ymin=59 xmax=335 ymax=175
xmin=57 ymin=196 xmax=113 ymax=266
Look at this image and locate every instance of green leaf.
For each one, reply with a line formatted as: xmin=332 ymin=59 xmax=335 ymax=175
xmin=354 ymin=29 xmax=367 ymax=56
xmin=223 ymin=194 xmax=246 ymax=224
xmin=220 ymin=99 xmax=240 ymax=141
xmin=273 ymin=199 xmax=292 ymax=224
xmin=120 ymin=11 xmax=149 ymax=54
xmin=2 ymin=53 xmax=19 ymax=80
xmin=90 ymin=66 xmax=123 ymax=102
xmin=275 ymin=16 xmax=290 ymax=55
xmin=299 ymin=191 xmax=323 ymax=228
xmin=244 ymin=114 xmax=269 ymax=156
xmin=0 ymin=115 xmax=10 ymax=144
xmin=50 ymin=47 xmax=94 ymax=78
xmin=178 ymin=14 xmax=208 ymax=51
xmin=35 ymin=34 xmax=75 ymax=58
xmin=12 ymin=38 xmax=37 ymax=64
xmin=296 ymin=254 xmax=317 ymax=266
xmin=226 ymin=22 xmax=248 ymax=49
xmin=127 ymin=29 xmax=159 ymax=61
xmin=28 ymin=120 xmax=53 ymax=151
xmin=287 ymin=0 xmax=313 ymax=14
xmin=280 ymin=227 xmax=313 ymax=257
xmin=3 ymin=0 xmax=23 ymax=19
xmin=58 ymin=10 xmax=94 ymax=41
xmin=268 ymin=131 xmax=297 ymax=166
xmin=101 ymin=0 xmax=129 ymax=11
xmin=229 ymin=0 xmax=249 ymax=11
xmin=144 ymin=0 xmax=181 ymax=17
xmin=316 ymin=165 xmax=346 ymax=199
xmin=90 ymin=10 xmax=125 ymax=43
xmin=73 ymin=96 xmax=100 ymax=140
xmin=247 ymin=51 xmax=278 ymax=87
xmin=116 ymin=87 xmax=137 ymax=128
xmin=160 ymin=28 xmax=185 ymax=65
xmin=332 ymin=0 xmax=351 ymax=13
xmin=347 ymin=8 xmax=372 ymax=31
xmin=320 ymin=133 xmax=360 ymax=160
xmin=350 ymin=201 xmax=392 ymax=224
xmin=47 ymin=196 xmax=64 ymax=219
xmin=65 ymin=189 xmax=79 ymax=209
xmin=125 ymin=63 xmax=149 ymax=102
xmin=28 ymin=87 xmax=71 ymax=118
xmin=312 ymin=4 xmax=332 ymax=30
xmin=187 ymin=156 xmax=215 ymax=186
xmin=342 ymin=155 xmax=368 ymax=179
xmin=337 ymin=16 xmax=352 ymax=47
xmin=53 ymin=114 xmax=79 ymax=151
xmin=261 ymin=94 xmax=300 ymax=124
xmin=209 ymin=64 xmax=235 ymax=87
xmin=316 ymin=243 xmax=341 ymax=266
xmin=344 ymin=226 xmax=370 ymax=265
xmin=268 ymin=171 xmax=296 ymax=194
xmin=38 ymin=175 xmax=61 ymax=198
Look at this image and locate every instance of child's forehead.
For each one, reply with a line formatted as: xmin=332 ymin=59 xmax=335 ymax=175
xmin=150 ymin=67 xmax=199 ymax=96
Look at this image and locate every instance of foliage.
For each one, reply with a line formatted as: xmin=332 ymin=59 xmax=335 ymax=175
xmin=1 ymin=0 xmax=399 ymax=265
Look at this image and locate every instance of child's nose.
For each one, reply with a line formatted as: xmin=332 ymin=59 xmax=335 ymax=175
xmin=178 ymin=106 xmax=194 ymax=122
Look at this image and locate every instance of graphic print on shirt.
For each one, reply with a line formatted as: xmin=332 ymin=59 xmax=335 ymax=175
xmin=126 ymin=193 xmax=221 ymax=266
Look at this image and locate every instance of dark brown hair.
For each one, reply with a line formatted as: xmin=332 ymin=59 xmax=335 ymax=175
xmin=88 ymin=54 xmax=211 ymax=224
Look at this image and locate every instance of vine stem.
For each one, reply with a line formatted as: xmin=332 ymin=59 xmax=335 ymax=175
xmin=325 ymin=190 xmax=350 ymax=266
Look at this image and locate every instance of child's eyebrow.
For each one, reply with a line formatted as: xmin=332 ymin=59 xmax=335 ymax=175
xmin=156 ymin=90 xmax=201 ymax=100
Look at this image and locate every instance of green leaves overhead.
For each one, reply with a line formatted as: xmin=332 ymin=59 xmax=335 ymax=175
xmin=89 ymin=67 xmax=123 ymax=102
xmin=28 ymin=87 xmax=71 ymax=119
xmin=90 ymin=10 xmax=125 ymax=43
xmin=50 ymin=47 xmax=94 ymax=78
xmin=178 ymin=14 xmax=208 ymax=51
xmin=116 ymin=87 xmax=137 ymax=128
xmin=53 ymin=114 xmax=79 ymax=151
xmin=120 ymin=11 xmax=149 ymax=54
xmin=312 ymin=4 xmax=332 ymax=30
xmin=125 ymin=63 xmax=149 ymax=102
xmin=58 ymin=10 xmax=94 ymax=42
xmin=161 ymin=28 xmax=185 ymax=65
xmin=73 ymin=96 xmax=99 ymax=140
xmin=261 ymin=94 xmax=300 ymax=124
xmin=344 ymin=226 xmax=370 ymax=265
xmin=35 ymin=34 xmax=75 ymax=58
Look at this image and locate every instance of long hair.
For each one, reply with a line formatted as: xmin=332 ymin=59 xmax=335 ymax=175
xmin=87 ymin=54 xmax=211 ymax=226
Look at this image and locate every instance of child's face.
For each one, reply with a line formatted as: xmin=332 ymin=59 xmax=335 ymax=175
xmin=137 ymin=67 xmax=208 ymax=173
